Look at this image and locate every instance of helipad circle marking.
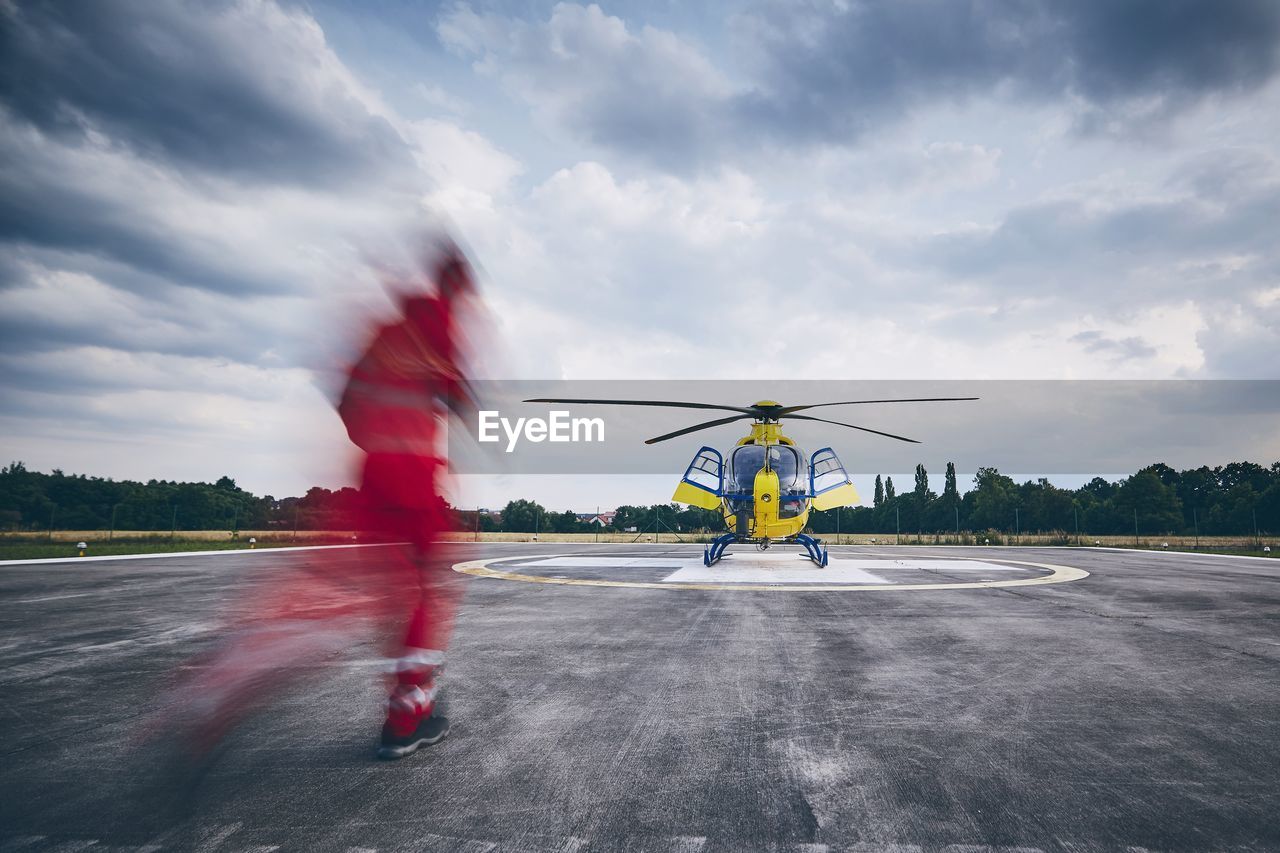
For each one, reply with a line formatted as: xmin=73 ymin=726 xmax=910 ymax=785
xmin=451 ymin=554 xmax=1089 ymax=591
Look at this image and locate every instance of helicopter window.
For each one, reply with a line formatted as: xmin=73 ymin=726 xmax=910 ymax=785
xmin=730 ymin=445 xmax=801 ymax=491
xmin=682 ymin=447 xmax=723 ymax=493
xmin=771 ymin=446 xmax=799 ymax=490
xmin=811 ymin=448 xmax=849 ymax=495
xmin=729 ymin=446 xmax=763 ymax=491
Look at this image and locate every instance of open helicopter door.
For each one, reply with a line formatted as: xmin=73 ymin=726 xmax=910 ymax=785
xmin=672 ymin=446 xmax=723 ymax=511
xmin=809 ymin=447 xmax=860 ymax=511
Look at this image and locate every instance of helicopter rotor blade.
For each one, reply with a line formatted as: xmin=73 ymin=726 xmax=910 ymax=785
xmin=776 ymin=397 xmax=978 ymax=415
xmin=523 ymin=398 xmax=756 ymax=415
xmin=644 ymin=414 xmax=754 ymax=445
xmin=522 ymin=396 xmax=964 ymax=444
xmin=785 ymin=414 xmax=921 ymax=443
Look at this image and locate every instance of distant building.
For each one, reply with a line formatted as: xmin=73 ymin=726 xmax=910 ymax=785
xmin=575 ymin=510 xmax=617 ymax=527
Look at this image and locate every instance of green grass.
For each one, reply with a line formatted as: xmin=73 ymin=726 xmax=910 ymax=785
xmin=1 ymin=536 xmax=1273 ymax=562
xmin=0 ymin=538 xmax=326 ymax=561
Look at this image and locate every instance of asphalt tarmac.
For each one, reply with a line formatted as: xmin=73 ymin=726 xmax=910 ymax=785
xmin=1 ymin=544 xmax=1278 ymax=852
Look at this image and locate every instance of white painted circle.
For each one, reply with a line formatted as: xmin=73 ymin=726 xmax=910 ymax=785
xmin=452 ymin=552 xmax=1089 ymax=592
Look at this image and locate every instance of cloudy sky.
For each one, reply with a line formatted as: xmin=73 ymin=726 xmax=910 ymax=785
xmin=2 ymin=0 xmax=1279 ymax=508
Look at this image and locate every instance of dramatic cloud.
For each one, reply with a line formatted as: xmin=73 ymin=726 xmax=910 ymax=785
xmin=737 ymin=0 xmax=1280 ymax=141
xmin=438 ymin=2 xmax=734 ymax=170
xmin=917 ymin=177 xmax=1280 ymax=291
xmin=0 ymin=0 xmax=515 ymax=494
xmin=441 ymin=1 xmax=1280 ymax=169
xmin=0 ymin=0 xmax=414 ymax=186
xmin=1070 ymin=331 xmax=1158 ymax=363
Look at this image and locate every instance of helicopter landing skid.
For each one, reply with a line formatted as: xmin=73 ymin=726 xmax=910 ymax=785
xmin=703 ymin=533 xmax=828 ymax=567
xmin=792 ymin=533 xmax=829 ymax=568
xmin=704 ymin=533 xmax=737 ymax=566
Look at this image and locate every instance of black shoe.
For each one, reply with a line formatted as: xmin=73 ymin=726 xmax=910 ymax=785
xmin=377 ymin=714 xmax=449 ymax=760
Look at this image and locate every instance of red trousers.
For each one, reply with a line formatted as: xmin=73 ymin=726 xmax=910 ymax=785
xmin=170 ymin=453 xmax=463 ymax=746
xmin=354 ymin=452 xmax=462 ymax=736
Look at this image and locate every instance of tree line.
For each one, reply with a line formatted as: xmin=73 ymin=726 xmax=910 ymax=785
xmin=0 ymin=462 xmax=362 ymax=533
xmin=806 ymin=461 xmax=1279 ymax=538
xmin=458 ymin=460 xmax=1280 ymax=538
xmin=3 ymin=459 xmax=1277 ymax=537
xmin=456 ymin=499 xmax=720 ymax=536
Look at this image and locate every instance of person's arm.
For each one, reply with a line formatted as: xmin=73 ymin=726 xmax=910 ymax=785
xmin=442 ymin=375 xmax=478 ymax=426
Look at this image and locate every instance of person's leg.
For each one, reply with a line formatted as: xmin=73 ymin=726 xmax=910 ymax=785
xmin=385 ymin=557 xmax=464 ymax=728
xmin=378 ymin=499 xmax=465 ymax=758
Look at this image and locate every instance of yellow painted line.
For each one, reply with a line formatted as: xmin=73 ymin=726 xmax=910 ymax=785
xmin=451 ymin=554 xmax=1089 ymax=592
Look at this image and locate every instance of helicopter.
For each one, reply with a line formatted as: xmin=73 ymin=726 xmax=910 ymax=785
xmin=522 ymin=396 xmax=977 ymax=567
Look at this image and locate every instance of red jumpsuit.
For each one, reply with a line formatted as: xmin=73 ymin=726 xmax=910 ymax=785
xmin=154 ymin=264 xmax=476 ymax=757
xmin=338 ymin=289 xmax=471 ymax=737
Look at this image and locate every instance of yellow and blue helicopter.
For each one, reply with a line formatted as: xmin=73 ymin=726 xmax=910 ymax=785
xmin=524 ymin=396 xmax=976 ymax=566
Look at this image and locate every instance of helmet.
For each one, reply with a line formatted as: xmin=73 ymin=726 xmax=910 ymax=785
xmin=432 ymin=243 xmax=475 ymax=301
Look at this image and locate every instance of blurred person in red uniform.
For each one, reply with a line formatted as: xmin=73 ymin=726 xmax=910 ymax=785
xmin=338 ymin=242 xmax=478 ymax=758
xmin=150 ymin=241 xmax=481 ymax=765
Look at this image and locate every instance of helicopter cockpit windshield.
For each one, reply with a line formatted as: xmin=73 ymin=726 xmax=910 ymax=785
xmin=730 ymin=444 xmax=807 ymax=518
